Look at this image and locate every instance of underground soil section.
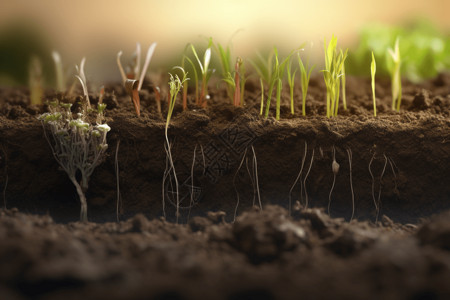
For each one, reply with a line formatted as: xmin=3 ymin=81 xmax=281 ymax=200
xmin=0 ymin=74 xmax=449 ymax=223
xmin=0 ymin=74 xmax=449 ymax=299
xmin=1 ymin=206 xmax=450 ymax=299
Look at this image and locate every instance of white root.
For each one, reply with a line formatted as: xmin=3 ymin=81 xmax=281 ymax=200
xmin=251 ymin=146 xmax=262 ymax=211
xmin=388 ymin=157 xmax=399 ymax=193
xmin=188 ymin=145 xmax=198 ymax=220
xmin=328 ymin=145 xmax=339 ymax=216
xmin=200 ymin=144 xmax=206 ymax=175
xmin=162 ymin=140 xmax=175 ymax=219
xmin=303 ymin=148 xmax=315 ymax=209
xmin=233 ymin=148 xmax=248 ymax=222
xmin=246 ymin=156 xmax=256 ymax=206
xmin=369 ymin=152 xmax=389 ymax=223
xmin=376 ymin=154 xmax=388 ymax=222
xmin=368 ymin=153 xmax=377 ymax=217
xmin=165 ymin=131 xmax=180 ymax=223
xmin=288 ymin=141 xmax=307 ymax=216
xmin=115 ymin=140 xmax=121 ymax=222
xmin=347 ymin=148 xmax=355 ymax=221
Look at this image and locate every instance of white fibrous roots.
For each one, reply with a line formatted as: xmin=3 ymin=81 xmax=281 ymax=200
xmin=39 ymin=101 xmax=110 ymax=221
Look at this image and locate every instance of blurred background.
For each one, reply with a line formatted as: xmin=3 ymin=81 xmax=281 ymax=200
xmin=0 ymin=0 xmax=449 ymax=87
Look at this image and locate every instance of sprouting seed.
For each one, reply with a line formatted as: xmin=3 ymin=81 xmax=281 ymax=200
xmin=328 ymin=146 xmax=340 ymax=216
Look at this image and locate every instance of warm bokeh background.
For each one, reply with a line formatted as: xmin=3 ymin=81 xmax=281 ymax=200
xmin=1 ymin=0 xmax=449 ymax=84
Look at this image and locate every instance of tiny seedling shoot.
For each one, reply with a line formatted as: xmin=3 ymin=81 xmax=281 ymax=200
xmin=298 ymin=52 xmax=315 ymax=116
xmin=322 ymin=36 xmax=348 ymax=118
xmin=222 ymin=57 xmax=245 ymax=107
xmin=255 ymin=47 xmax=293 ymax=120
xmin=52 ymin=51 xmax=65 ymax=93
xmin=387 ymin=37 xmax=402 ymax=111
xmin=371 ymin=51 xmax=377 ymax=116
xmin=213 ymin=39 xmax=233 ymax=103
xmin=29 ymin=55 xmax=43 ymax=106
xmin=286 ymin=58 xmax=297 ymax=115
xmin=117 ymin=42 xmax=157 ymax=116
xmin=190 ymin=44 xmax=212 ymax=107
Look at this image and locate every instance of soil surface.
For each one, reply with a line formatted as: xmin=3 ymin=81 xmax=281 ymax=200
xmin=0 ymin=73 xmax=449 ymax=298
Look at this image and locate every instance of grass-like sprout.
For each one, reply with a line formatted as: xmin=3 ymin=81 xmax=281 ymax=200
xmin=252 ymin=48 xmax=292 ymax=119
xmin=164 ymin=67 xmax=189 ymax=222
xmin=298 ymin=52 xmax=315 ymax=116
xmin=214 ymin=39 xmax=247 ymax=106
xmin=269 ymin=48 xmax=292 ymax=119
xmin=250 ymin=51 xmax=274 ymax=115
xmin=117 ymin=42 xmax=157 ymax=116
xmin=39 ymin=93 xmax=110 ymax=222
xmin=28 ymin=55 xmax=43 ymax=106
xmin=341 ymin=61 xmax=347 ymax=110
xmin=180 ymin=55 xmax=189 ymax=110
xmin=190 ymin=44 xmax=212 ymax=107
xmin=387 ymin=37 xmax=402 ymax=111
xmin=257 ymin=78 xmax=263 ymax=115
xmin=183 ymin=54 xmax=199 ymax=106
xmin=52 ymin=51 xmax=65 ymax=92
xmin=371 ymin=51 xmax=377 ymax=117
xmin=286 ymin=59 xmax=297 ymax=115
xmin=74 ymin=57 xmax=91 ymax=110
xmin=222 ymin=57 xmax=244 ymax=107
xmin=322 ymin=36 xmax=348 ymax=118
xmin=214 ymin=41 xmax=233 ymax=103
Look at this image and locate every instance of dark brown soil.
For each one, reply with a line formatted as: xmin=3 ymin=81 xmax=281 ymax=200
xmin=0 ymin=73 xmax=449 ymax=299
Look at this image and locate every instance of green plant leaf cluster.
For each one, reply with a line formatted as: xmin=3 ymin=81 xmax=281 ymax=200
xmin=348 ymin=19 xmax=450 ymax=82
xmin=322 ymin=36 xmax=348 ymax=118
xmin=250 ymin=47 xmax=295 ymax=119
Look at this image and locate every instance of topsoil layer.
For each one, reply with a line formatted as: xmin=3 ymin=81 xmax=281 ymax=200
xmin=0 ymin=73 xmax=449 ymax=299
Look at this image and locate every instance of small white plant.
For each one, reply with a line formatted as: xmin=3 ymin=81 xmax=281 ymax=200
xmin=39 ymin=64 xmax=110 ymax=222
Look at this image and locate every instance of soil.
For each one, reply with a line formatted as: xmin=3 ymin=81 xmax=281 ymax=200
xmin=0 ymin=73 xmax=449 ymax=299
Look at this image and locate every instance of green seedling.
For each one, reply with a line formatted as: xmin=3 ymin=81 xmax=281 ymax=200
xmin=286 ymin=59 xmax=297 ymax=115
xmin=349 ymin=20 xmax=450 ymax=81
xmin=341 ymin=62 xmax=347 ymax=110
xmin=28 ymin=55 xmax=43 ymax=106
xmin=190 ymin=44 xmax=213 ymax=107
xmin=222 ymin=57 xmax=244 ymax=107
xmin=39 ymin=87 xmax=110 ymax=222
xmin=182 ymin=54 xmax=199 ymax=108
xmin=387 ymin=37 xmax=402 ymax=111
xmin=180 ymin=55 xmax=189 ymax=110
xmin=52 ymin=51 xmax=65 ymax=92
xmin=249 ymin=51 xmax=274 ymax=115
xmin=213 ymin=39 xmax=247 ymax=106
xmin=252 ymin=47 xmax=297 ymax=119
xmin=259 ymin=78 xmax=264 ymax=115
xmin=275 ymin=78 xmax=283 ymax=119
xmin=163 ymin=67 xmax=189 ymax=223
xmin=74 ymin=57 xmax=91 ymax=110
xmin=371 ymin=51 xmax=377 ymax=116
xmin=322 ymin=36 xmax=348 ymax=118
xmin=328 ymin=146 xmax=339 ymax=216
xmin=271 ymin=48 xmax=293 ymax=120
xmin=117 ymin=42 xmax=157 ymax=116
xmin=298 ymin=52 xmax=315 ymax=116
xmin=214 ymin=41 xmax=233 ymax=102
